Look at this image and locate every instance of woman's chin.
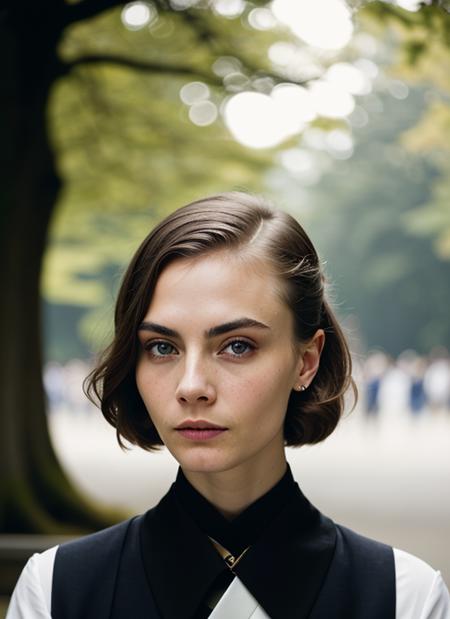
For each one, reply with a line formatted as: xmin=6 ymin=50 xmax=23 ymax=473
xmin=170 ymin=446 xmax=235 ymax=475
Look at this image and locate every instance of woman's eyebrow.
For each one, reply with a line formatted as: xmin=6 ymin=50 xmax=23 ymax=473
xmin=138 ymin=318 xmax=270 ymax=339
xmin=138 ymin=322 xmax=178 ymax=338
xmin=206 ymin=318 xmax=270 ymax=338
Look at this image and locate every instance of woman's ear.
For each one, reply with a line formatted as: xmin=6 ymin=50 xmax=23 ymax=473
xmin=293 ymin=329 xmax=325 ymax=391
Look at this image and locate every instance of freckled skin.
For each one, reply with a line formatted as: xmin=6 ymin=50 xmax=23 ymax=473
xmin=135 ymin=251 xmax=322 ymax=507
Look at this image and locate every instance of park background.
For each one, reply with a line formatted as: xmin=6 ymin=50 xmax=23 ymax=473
xmin=1 ymin=0 xmax=450 ymax=614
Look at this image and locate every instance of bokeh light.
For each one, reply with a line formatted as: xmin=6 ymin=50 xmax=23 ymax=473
xmin=268 ymin=42 xmax=322 ymax=81
xmin=354 ymin=58 xmax=379 ymax=80
xmin=224 ymin=92 xmax=284 ymax=148
xmin=271 ymin=83 xmax=317 ymax=123
xmin=121 ymin=2 xmax=156 ymax=30
xmin=348 ymin=105 xmax=369 ymax=129
xmin=212 ymin=0 xmax=246 ymax=18
xmin=272 ymin=0 xmax=353 ymax=50
xmin=278 ymin=148 xmax=321 ymax=185
xmin=325 ymin=128 xmax=354 ymax=159
xmin=309 ymin=80 xmax=355 ymax=118
xmin=325 ymin=62 xmax=372 ymax=96
xmin=180 ymin=81 xmax=210 ymax=105
xmin=388 ymin=80 xmax=409 ymax=100
xmin=169 ymin=0 xmax=199 ymax=9
xmin=189 ymin=101 xmax=218 ymax=126
xmin=212 ymin=56 xmax=242 ymax=78
xmin=352 ymin=33 xmax=378 ymax=57
xmin=223 ymin=72 xmax=249 ymax=92
xmin=397 ymin=0 xmax=423 ymax=11
xmin=302 ymin=127 xmax=328 ymax=150
xmin=224 ymin=84 xmax=329 ymax=149
xmin=248 ymin=7 xmax=277 ymax=30
xmin=223 ymin=65 xmax=365 ymax=148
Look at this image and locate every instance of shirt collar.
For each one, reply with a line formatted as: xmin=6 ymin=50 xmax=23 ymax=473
xmin=140 ymin=466 xmax=336 ymax=619
xmin=173 ymin=465 xmax=297 ymax=557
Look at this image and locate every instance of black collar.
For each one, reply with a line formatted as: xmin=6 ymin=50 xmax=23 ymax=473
xmin=140 ymin=467 xmax=336 ymax=619
xmin=173 ymin=465 xmax=297 ymax=557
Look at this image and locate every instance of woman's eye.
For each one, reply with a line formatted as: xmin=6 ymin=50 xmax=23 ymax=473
xmin=144 ymin=341 xmax=177 ymax=358
xmin=222 ymin=339 xmax=255 ymax=357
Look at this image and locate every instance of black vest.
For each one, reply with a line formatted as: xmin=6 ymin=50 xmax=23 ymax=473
xmin=52 ymin=513 xmax=395 ymax=619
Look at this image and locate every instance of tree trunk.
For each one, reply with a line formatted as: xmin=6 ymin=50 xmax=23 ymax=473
xmin=0 ymin=4 xmax=118 ymax=533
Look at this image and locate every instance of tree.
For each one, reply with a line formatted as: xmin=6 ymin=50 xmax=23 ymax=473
xmin=0 ymin=3 xmax=107 ymax=533
xmin=0 ymin=0 xmax=304 ymax=533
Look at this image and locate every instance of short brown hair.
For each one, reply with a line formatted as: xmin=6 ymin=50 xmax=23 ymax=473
xmin=86 ymin=192 xmax=356 ymax=449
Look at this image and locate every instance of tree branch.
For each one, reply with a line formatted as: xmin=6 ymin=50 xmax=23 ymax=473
xmin=64 ymin=53 xmax=223 ymax=84
xmin=64 ymin=52 xmax=316 ymax=89
xmin=63 ymin=52 xmax=317 ymax=94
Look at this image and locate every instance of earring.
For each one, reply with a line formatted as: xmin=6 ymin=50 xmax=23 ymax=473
xmin=295 ymin=384 xmax=307 ymax=391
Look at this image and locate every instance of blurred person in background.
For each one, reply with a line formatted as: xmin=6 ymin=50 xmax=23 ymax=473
xmin=8 ymin=193 xmax=450 ymax=618
xmin=424 ymin=349 xmax=450 ymax=414
xmin=407 ymin=353 xmax=428 ymax=416
xmin=378 ymin=353 xmax=412 ymax=419
xmin=362 ymin=351 xmax=389 ymax=419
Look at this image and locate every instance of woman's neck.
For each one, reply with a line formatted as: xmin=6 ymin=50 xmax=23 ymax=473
xmin=182 ymin=456 xmax=288 ymax=519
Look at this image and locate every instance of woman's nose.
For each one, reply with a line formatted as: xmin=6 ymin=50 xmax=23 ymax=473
xmin=175 ymin=357 xmax=217 ymax=405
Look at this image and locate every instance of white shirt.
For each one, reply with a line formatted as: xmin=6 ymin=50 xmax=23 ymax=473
xmin=6 ymin=546 xmax=450 ymax=618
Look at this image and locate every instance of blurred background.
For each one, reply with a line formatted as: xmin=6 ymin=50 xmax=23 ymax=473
xmin=1 ymin=0 xmax=450 ymax=613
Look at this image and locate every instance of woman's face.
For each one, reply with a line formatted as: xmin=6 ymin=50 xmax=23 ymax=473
xmin=135 ymin=251 xmax=309 ymax=479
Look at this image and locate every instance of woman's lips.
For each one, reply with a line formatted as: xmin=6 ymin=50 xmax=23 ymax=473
xmin=175 ymin=421 xmax=228 ymax=441
xmin=176 ymin=428 xmax=227 ymax=441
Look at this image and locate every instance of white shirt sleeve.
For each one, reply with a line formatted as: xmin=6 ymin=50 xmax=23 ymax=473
xmin=395 ymin=548 xmax=450 ymax=619
xmin=6 ymin=546 xmax=57 ymax=619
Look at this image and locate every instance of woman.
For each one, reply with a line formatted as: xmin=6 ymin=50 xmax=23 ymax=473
xmin=8 ymin=192 xmax=450 ymax=618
